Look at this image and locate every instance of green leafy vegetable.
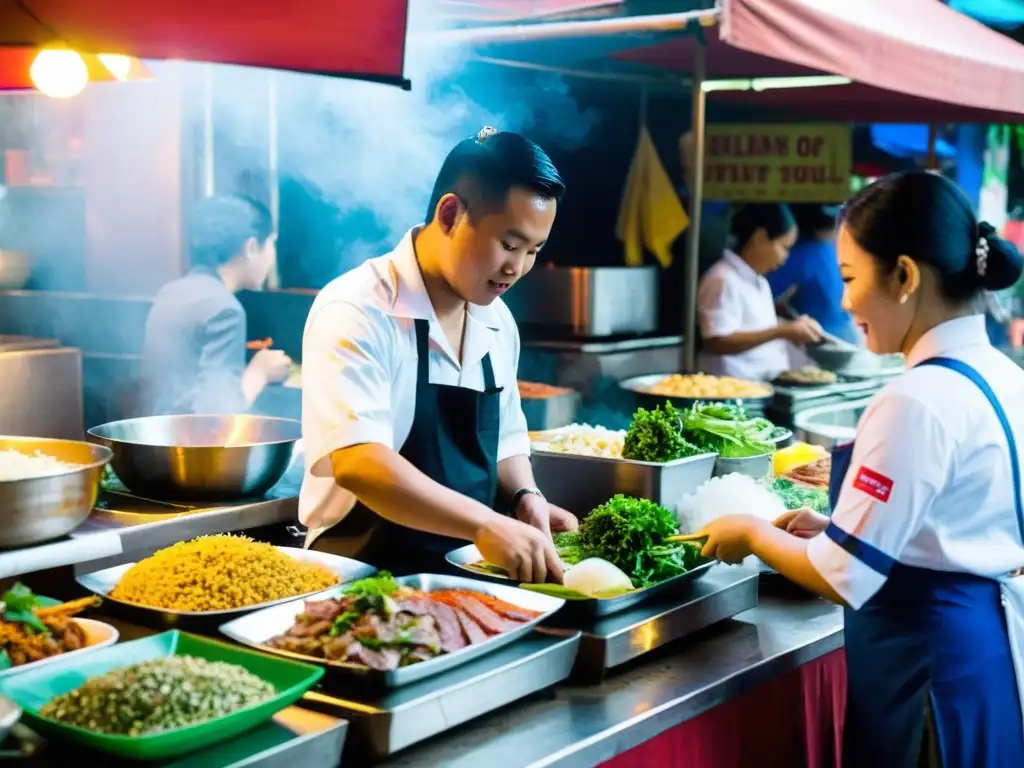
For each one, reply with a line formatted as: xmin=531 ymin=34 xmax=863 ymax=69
xmin=623 ymin=403 xmax=705 ymax=463
xmin=342 ymin=572 xmax=399 ymax=599
xmin=553 ymin=531 xmax=584 ymax=565
xmin=328 ymin=610 xmax=361 ymax=637
xmin=575 ymin=495 xmax=706 ymax=588
xmin=0 ymin=650 xmax=10 ymax=671
xmin=1 ymin=582 xmax=49 ymax=634
xmin=2 ymin=583 xmax=37 ymax=613
xmin=772 ymin=478 xmax=830 ymax=514
xmin=682 ymin=402 xmax=775 ymax=458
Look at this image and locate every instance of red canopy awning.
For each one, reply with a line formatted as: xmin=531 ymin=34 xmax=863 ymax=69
xmin=615 ymin=0 xmax=1024 ymax=122
xmin=1 ymin=0 xmax=410 ymax=87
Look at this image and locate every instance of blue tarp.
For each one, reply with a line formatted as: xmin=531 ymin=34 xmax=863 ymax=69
xmin=870 ymin=124 xmax=957 ymax=159
xmin=949 ymin=0 xmax=1024 ymax=28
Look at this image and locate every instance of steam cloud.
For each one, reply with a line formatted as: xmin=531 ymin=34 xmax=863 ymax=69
xmin=194 ymin=0 xmax=600 ymax=282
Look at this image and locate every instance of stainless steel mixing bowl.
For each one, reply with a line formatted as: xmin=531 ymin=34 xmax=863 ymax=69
xmin=0 ymin=436 xmax=112 ymax=548
xmin=87 ymin=415 xmax=301 ymax=501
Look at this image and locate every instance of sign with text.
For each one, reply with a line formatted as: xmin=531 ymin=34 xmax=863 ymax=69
xmin=703 ymin=123 xmax=852 ymax=203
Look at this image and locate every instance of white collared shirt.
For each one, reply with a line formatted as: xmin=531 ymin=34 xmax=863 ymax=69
xmin=298 ymin=228 xmax=530 ymax=535
xmin=697 ymin=250 xmax=794 ymax=381
xmin=807 ymin=315 xmax=1024 ymax=609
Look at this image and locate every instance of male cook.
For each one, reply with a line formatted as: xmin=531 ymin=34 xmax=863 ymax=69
xmin=299 ymin=128 xmax=577 ymax=582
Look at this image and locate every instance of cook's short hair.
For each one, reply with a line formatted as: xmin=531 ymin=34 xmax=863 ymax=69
xmin=424 ymin=129 xmax=564 ymax=225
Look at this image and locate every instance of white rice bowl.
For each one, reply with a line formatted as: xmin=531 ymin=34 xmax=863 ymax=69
xmin=0 ymin=449 xmax=84 ymax=481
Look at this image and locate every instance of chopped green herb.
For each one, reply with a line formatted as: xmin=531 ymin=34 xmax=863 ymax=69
xmin=623 ymin=403 xmax=705 ymax=463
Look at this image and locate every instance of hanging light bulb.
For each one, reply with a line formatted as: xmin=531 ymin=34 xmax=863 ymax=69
xmin=30 ymin=49 xmax=89 ymax=99
xmin=98 ymin=54 xmax=132 ymax=81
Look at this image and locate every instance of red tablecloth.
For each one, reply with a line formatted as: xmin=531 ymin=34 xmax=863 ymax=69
xmin=602 ymin=649 xmax=847 ymax=768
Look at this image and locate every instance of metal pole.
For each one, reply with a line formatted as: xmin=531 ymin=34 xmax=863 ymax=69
xmin=682 ymin=40 xmax=707 ymax=372
xmin=202 ymin=64 xmax=215 ymax=197
xmin=266 ymin=73 xmax=281 ymax=290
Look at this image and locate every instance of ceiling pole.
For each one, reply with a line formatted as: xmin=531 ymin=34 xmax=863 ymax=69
xmin=682 ymin=38 xmax=707 ymax=373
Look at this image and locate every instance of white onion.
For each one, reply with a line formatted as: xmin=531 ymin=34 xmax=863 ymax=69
xmin=0 ymin=449 xmax=84 ymax=481
xmin=563 ymin=558 xmax=634 ymax=596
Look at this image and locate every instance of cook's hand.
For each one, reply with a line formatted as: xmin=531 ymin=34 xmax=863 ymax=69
xmin=248 ymin=348 xmax=292 ymax=384
xmin=475 ymin=515 xmax=563 ymax=584
xmin=778 ymin=315 xmax=824 ymax=345
xmin=516 ymin=494 xmax=579 ymax=537
xmin=774 ymin=508 xmax=829 ymax=539
xmin=697 ymin=515 xmax=766 ymax=565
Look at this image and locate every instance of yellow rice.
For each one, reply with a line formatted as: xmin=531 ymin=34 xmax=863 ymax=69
xmin=109 ymin=535 xmax=339 ymax=612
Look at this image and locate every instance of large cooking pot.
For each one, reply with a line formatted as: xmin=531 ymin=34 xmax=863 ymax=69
xmin=0 ymin=436 xmax=112 ymax=548
xmin=87 ymin=415 xmax=301 ymax=501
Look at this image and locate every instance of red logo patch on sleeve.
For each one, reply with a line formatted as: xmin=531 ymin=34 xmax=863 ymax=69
xmin=853 ymin=467 xmax=894 ymax=503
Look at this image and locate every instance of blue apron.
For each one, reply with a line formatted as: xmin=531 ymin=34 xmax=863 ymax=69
xmin=829 ymin=357 xmax=1024 ymax=768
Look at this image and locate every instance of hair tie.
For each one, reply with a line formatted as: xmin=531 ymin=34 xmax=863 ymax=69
xmin=976 ymin=234 xmax=990 ymax=278
xmin=976 ymin=221 xmax=996 ymax=278
xmin=476 ymin=126 xmax=498 ymax=143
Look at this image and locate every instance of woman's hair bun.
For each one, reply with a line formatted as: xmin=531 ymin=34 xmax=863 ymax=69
xmin=977 ymin=220 xmax=1023 ymax=292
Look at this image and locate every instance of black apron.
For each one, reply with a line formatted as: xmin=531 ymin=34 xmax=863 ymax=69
xmin=312 ymin=318 xmax=502 ymax=575
xmin=830 ymin=357 xmax=1024 ymax=768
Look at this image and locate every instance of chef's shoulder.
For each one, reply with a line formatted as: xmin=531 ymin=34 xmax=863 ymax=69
xmin=303 ymin=254 xmax=402 ymax=362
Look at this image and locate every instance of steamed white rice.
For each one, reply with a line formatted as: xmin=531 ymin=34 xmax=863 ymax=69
xmin=0 ymin=449 xmax=84 ymax=481
xmin=676 ymin=474 xmax=787 ymax=573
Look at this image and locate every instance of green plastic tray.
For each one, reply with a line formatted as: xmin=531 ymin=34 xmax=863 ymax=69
xmin=0 ymin=630 xmax=324 ymax=761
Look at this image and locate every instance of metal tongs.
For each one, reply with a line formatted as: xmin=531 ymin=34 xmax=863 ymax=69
xmin=778 ymin=295 xmax=857 ymax=350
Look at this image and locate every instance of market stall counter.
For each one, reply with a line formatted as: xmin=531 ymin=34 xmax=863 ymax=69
xmin=382 ymin=593 xmax=844 ymax=768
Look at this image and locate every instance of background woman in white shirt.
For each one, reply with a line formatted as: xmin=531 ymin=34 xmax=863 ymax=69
xmin=697 ymin=172 xmax=1024 ymax=767
xmin=698 ymin=203 xmax=823 ymax=381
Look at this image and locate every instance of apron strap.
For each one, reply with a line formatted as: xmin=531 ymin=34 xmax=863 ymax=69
xmin=918 ymin=356 xmax=1024 ymax=544
xmin=414 ymin=317 xmax=499 ymax=392
xmin=414 ymin=319 xmax=430 ymax=382
xmin=481 ymin=353 xmax=497 ymax=391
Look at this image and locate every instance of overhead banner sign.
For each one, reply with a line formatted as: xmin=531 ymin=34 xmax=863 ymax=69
xmin=702 ymin=123 xmax=852 ymax=203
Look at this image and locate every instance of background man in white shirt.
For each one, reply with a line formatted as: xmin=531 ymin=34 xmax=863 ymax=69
xmin=299 ymin=128 xmax=577 ymax=582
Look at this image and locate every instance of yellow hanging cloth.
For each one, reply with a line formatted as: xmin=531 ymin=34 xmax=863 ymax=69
xmin=615 ymin=126 xmax=690 ymax=268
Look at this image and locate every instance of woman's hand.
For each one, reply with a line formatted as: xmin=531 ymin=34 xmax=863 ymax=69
xmin=697 ymin=515 xmax=767 ymax=565
xmin=774 ymin=508 xmax=829 ymax=539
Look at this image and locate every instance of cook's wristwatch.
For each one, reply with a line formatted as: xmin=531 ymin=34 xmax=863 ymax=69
xmin=511 ymin=487 xmax=545 ymax=514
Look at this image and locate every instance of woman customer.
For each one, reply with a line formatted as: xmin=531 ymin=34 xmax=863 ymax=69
xmin=696 ymin=171 xmax=1024 ymax=767
xmin=697 ymin=203 xmax=823 ymax=381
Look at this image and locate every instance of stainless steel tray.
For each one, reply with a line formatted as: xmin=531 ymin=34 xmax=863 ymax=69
xmin=619 ymin=372 xmax=774 ymax=410
xmin=529 ymin=450 xmax=716 ymax=513
xmin=519 ymin=389 xmax=580 ymax=431
xmin=445 ymin=543 xmax=716 ymax=617
xmin=218 ymin=573 xmax=566 ymax=689
xmin=713 ymin=452 xmax=773 ymax=480
xmin=302 ymin=631 xmax=581 ymax=758
xmin=75 ymin=547 xmax=377 ymax=630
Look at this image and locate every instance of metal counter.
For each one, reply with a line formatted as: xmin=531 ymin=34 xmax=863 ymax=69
xmin=0 ymin=481 xmax=299 ymax=581
xmin=383 ymin=595 xmax=843 ymax=768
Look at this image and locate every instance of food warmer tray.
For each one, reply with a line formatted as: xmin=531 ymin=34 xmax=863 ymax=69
xmin=446 ymin=543 xmax=715 ymax=617
xmin=529 ymin=449 xmax=716 ymax=513
xmin=219 ymin=574 xmax=566 ymax=690
xmin=619 ymin=373 xmax=773 ymax=415
xmin=519 ymin=389 xmax=581 ymax=431
xmin=75 ymin=548 xmax=377 ymax=632
xmin=546 ymin=565 xmax=759 ymax=683
xmin=301 ymin=630 xmax=580 ymax=759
